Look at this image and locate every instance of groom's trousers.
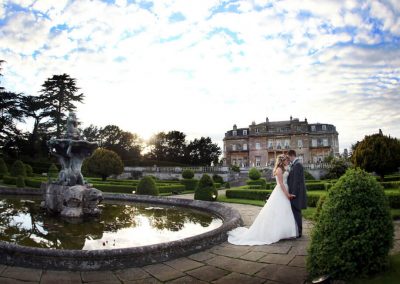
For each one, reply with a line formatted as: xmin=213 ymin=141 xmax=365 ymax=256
xmin=291 ymin=205 xmax=302 ymax=236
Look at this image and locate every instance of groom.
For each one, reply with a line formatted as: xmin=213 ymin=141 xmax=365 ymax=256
xmin=287 ymin=150 xmax=307 ymax=238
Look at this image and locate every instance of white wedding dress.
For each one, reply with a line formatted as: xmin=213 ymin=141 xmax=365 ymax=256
xmin=228 ymin=171 xmax=298 ymax=245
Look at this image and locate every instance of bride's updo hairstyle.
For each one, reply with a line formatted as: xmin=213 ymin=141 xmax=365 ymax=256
xmin=273 ymin=154 xmax=289 ymax=176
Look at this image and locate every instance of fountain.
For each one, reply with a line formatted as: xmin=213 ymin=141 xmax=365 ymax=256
xmin=42 ymin=112 xmax=102 ymax=218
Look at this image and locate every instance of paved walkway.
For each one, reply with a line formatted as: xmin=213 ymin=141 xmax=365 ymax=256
xmin=0 ymin=192 xmax=399 ymax=284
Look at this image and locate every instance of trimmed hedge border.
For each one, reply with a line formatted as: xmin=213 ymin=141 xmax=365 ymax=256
xmin=226 ymin=189 xmax=273 ymax=201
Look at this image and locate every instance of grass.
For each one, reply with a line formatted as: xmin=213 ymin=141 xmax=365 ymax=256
xmin=350 ymin=254 xmax=400 ymax=284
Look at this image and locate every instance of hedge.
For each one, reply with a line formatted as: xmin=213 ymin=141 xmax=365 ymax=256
xmin=380 ymin=181 xmax=400 ymax=189
xmin=386 ymin=192 xmax=400 ymax=209
xmin=3 ymin=176 xmax=17 ymax=185
xmin=246 ymin=179 xmax=267 ymax=188
xmin=226 ymin=189 xmax=273 ymax=200
xmin=305 ymin=182 xmax=326 ymax=191
xmin=25 ymin=179 xmax=43 ymax=188
xmin=93 ymin=183 xmax=136 ymax=193
xmin=180 ymin=179 xmax=198 ymax=191
xmin=158 ymin=184 xmax=185 ymax=194
xmin=307 ymin=193 xmax=324 ymax=207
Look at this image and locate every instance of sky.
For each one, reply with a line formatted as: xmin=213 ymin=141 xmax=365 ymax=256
xmin=0 ymin=0 xmax=399 ymax=153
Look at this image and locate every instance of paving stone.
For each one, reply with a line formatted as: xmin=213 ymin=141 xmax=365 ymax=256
xmin=114 ymin=267 xmax=149 ymax=281
xmin=143 ymin=263 xmax=185 ymax=282
xmin=164 ymin=257 xmax=204 ymax=272
xmin=288 ymin=244 xmax=308 ymax=256
xmin=186 ymin=265 xmax=229 ymax=282
xmin=213 ymin=272 xmax=265 ymax=284
xmin=240 ymin=251 xmax=266 ymax=261
xmin=2 ymin=266 xmax=42 ymax=282
xmin=0 ymin=278 xmax=37 ymax=284
xmin=188 ymin=251 xmax=216 ymax=262
xmin=259 ymin=253 xmax=295 ymax=265
xmin=84 ymin=281 xmax=121 ymax=284
xmin=251 ymin=245 xmax=292 ymax=254
xmin=256 ymin=263 xmax=307 ymax=284
xmin=41 ymin=270 xmax=82 ymax=284
xmin=81 ymin=271 xmax=119 ymax=282
xmin=0 ymin=265 xmax=7 ymax=275
xmin=288 ymin=256 xmax=306 ymax=268
xmin=212 ymin=246 xmax=250 ymax=258
xmin=205 ymin=255 xmax=266 ymax=275
xmin=123 ymin=277 xmax=162 ymax=284
xmin=166 ymin=275 xmax=208 ymax=283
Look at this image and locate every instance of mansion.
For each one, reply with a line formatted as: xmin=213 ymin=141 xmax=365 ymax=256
xmin=223 ymin=117 xmax=339 ymax=167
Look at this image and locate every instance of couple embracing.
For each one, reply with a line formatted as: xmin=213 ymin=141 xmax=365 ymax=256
xmin=228 ymin=150 xmax=307 ymax=245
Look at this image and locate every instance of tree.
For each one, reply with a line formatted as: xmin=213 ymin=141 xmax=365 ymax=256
xmin=40 ymin=74 xmax=84 ymax=137
xmin=351 ymin=131 xmax=400 ymax=180
xmin=98 ymin=125 xmax=142 ymax=161
xmin=147 ymin=131 xmax=186 ymax=163
xmin=82 ymin=124 xmax=101 ymax=142
xmin=186 ymin=137 xmax=221 ymax=166
xmin=85 ymin=148 xmax=124 ymax=181
xmin=0 ymin=91 xmax=24 ymax=146
xmin=323 ymin=158 xmax=350 ymax=179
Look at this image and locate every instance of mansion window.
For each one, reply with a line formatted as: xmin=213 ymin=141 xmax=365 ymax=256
xmin=311 ymin=125 xmax=316 ymax=132
xmin=268 ymin=140 xmax=273 ymax=149
xmin=243 ymin=130 xmax=248 ymax=135
xmin=298 ymin=139 xmax=303 ymax=148
xmin=232 ymin=144 xmax=236 ymax=151
xmin=256 ymin=143 xmax=261 ymax=150
xmin=243 ymin=143 xmax=248 ymax=150
xmin=312 ymin=139 xmax=317 ymax=147
xmin=322 ymin=125 xmax=327 ymax=131
xmin=284 ymin=139 xmax=290 ymax=149
xmin=255 ymin=128 xmax=259 ymax=133
xmin=232 ymin=159 xmax=237 ymax=165
xmin=276 ymin=140 xmax=282 ymax=149
xmin=256 ymin=156 xmax=261 ymax=167
xmin=232 ymin=130 xmax=237 ymax=136
xmin=323 ymin=138 xmax=328 ymax=146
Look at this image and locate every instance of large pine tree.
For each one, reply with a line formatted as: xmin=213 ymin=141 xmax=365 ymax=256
xmin=40 ymin=74 xmax=84 ymax=137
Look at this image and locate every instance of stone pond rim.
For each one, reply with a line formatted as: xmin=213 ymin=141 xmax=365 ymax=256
xmin=0 ymin=187 xmax=243 ymax=271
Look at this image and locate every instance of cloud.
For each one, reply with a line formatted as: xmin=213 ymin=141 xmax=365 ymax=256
xmin=0 ymin=0 xmax=399 ymax=152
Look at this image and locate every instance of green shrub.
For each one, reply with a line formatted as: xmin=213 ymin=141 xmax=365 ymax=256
xmin=182 ymin=169 xmax=195 ymax=179
xmin=307 ymin=168 xmax=394 ymax=280
xmin=304 ymin=170 xmax=315 ymax=180
xmin=10 ymin=160 xmax=26 ymax=177
xmin=0 ymin=158 xmax=8 ymax=179
xmin=246 ymin=179 xmax=267 ymax=188
xmin=157 ymin=184 xmax=185 ymax=194
xmin=314 ymin=195 xmax=327 ymax=220
xmin=225 ymin=182 xmax=230 ymax=188
xmin=249 ymin=167 xmax=261 ymax=180
xmin=212 ymin=174 xmax=224 ymax=184
xmin=230 ymin=165 xmax=240 ymax=172
xmin=136 ymin=176 xmax=159 ymax=196
xmin=247 ymin=185 xmax=263 ymax=189
xmin=25 ymin=178 xmax=43 ymax=188
xmin=305 ymin=182 xmax=326 ymax=191
xmin=48 ymin=164 xmax=59 ymax=181
xmin=265 ymin=182 xmax=277 ymax=189
xmin=85 ymin=148 xmax=124 ymax=181
xmin=214 ymin=182 xmax=222 ymax=189
xmin=382 ymin=175 xmax=400 ymax=182
xmin=180 ymin=179 xmax=198 ymax=191
xmin=194 ymin=174 xmax=218 ymax=201
xmin=24 ymin=164 xmax=34 ymax=177
xmin=3 ymin=175 xmax=16 ymax=185
xmin=226 ymin=189 xmax=272 ymax=200
xmin=307 ymin=192 xmax=324 ymax=207
xmin=16 ymin=176 xmax=25 ymax=188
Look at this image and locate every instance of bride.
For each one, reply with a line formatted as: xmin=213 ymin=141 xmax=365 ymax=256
xmin=227 ymin=154 xmax=298 ymax=245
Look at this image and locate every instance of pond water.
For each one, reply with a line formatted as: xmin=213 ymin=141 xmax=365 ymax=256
xmin=0 ymin=196 xmax=222 ymax=250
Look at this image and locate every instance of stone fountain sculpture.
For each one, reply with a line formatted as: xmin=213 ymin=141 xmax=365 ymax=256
xmin=42 ymin=112 xmax=103 ymax=218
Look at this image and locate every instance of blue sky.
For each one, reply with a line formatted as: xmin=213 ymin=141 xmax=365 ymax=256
xmin=0 ymin=0 xmax=399 ymax=152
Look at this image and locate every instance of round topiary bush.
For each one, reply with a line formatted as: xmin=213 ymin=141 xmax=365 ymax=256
xmin=194 ymin=174 xmax=218 ymax=201
xmin=212 ymin=174 xmax=224 ymax=184
xmin=16 ymin=176 xmax=25 ymax=188
xmin=307 ymin=168 xmax=394 ymax=280
xmin=48 ymin=163 xmax=59 ymax=181
xmin=136 ymin=176 xmax=159 ymax=196
xmin=24 ymin=164 xmax=34 ymax=177
xmin=182 ymin=169 xmax=194 ymax=179
xmin=0 ymin=158 xmax=8 ymax=179
xmin=225 ymin=182 xmax=230 ymax=189
xmin=10 ymin=160 xmax=27 ymax=177
xmin=249 ymin=167 xmax=261 ymax=180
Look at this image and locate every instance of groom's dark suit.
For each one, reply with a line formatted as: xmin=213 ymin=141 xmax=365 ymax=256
xmin=287 ymin=158 xmax=307 ymax=237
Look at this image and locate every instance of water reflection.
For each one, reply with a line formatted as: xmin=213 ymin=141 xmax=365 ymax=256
xmin=0 ymin=196 xmax=222 ymax=250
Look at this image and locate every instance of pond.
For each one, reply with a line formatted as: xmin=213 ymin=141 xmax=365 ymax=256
xmin=0 ymin=195 xmax=222 ymax=250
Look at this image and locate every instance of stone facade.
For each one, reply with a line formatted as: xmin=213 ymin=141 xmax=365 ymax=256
xmin=223 ymin=117 xmax=339 ymax=167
